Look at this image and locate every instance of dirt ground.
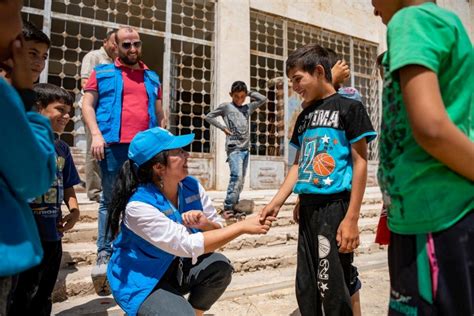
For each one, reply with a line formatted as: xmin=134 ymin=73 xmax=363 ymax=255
xmin=208 ymin=267 xmax=390 ymax=316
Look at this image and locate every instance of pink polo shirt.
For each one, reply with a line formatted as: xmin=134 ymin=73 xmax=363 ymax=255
xmin=85 ymin=58 xmax=162 ymax=143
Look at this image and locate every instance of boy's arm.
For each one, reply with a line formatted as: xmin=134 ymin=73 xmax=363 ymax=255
xmin=58 ymin=187 xmax=80 ymax=233
xmin=248 ymin=91 xmax=268 ymax=113
xmin=259 ymin=151 xmax=300 ymax=221
xmin=204 ymin=104 xmax=228 ymax=132
xmin=337 ymin=138 xmax=367 ymax=253
xmin=400 ymin=65 xmax=474 ymax=181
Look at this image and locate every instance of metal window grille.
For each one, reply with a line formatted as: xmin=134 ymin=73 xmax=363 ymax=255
xmin=250 ymin=10 xmax=380 ymax=161
xmin=21 ymin=0 xmax=215 ymax=156
xmin=249 ymin=12 xmax=285 ymax=157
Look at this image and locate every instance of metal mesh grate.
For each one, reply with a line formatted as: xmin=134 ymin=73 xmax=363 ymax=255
xmin=250 ymin=10 xmax=380 ymax=161
xmin=168 ymin=39 xmax=213 ymax=153
xmin=249 ymin=12 xmax=285 ymax=157
xmin=51 ymin=0 xmax=167 ymax=32
xmin=22 ymin=0 xmax=215 ymax=154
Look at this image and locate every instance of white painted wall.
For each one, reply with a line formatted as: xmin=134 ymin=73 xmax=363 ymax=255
xmin=215 ymin=0 xmax=252 ymax=190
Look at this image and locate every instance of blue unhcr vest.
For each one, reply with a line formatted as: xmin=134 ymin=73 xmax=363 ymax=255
xmin=94 ymin=63 xmax=161 ymax=143
xmin=107 ymin=176 xmax=203 ymax=316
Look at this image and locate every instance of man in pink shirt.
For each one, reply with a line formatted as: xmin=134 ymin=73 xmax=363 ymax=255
xmin=82 ymin=26 xmax=165 ymax=295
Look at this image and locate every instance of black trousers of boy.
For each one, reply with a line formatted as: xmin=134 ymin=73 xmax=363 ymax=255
xmin=296 ymin=192 xmax=361 ymax=316
xmin=388 ymin=211 xmax=474 ymax=316
xmin=9 ymin=240 xmax=62 ymax=316
xmin=138 ymin=252 xmax=233 ymax=315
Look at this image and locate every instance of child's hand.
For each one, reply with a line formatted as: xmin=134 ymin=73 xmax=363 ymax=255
xmin=336 ymin=217 xmax=359 ymax=253
xmin=259 ymin=202 xmax=281 ymax=224
xmin=182 ymin=211 xmax=213 ymax=230
xmin=293 ymin=200 xmax=300 ymax=223
xmin=58 ymin=209 xmax=80 ymax=233
xmin=240 ymin=215 xmax=276 ymax=235
xmin=331 ymin=60 xmax=350 ymax=88
xmin=224 ymin=128 xmax=233 ymax=136
xmin=10 ymin=37 xmax=34 ymax=90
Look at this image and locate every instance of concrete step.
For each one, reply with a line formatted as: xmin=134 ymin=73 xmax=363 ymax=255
xmin=62 ymin=207 xmax=381 ymax=245
xmin=56 ymin=233 xmax=386 ymax=301
xmin=52 ymin=250 xmax=388 ymax=315
xmin=71 ymin=186 xmax=382 ymax=221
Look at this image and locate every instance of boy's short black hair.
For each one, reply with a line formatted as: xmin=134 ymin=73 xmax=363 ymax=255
xmin=22 ymin=20 xmax=51 ymax=48
xmin=286 ymin=44 xmax=332 ymax=83
xmin=230 ymin=81 xmax=248 ymax=94
xmin=34 ymin=83 xmax=73 ymax=109
xmin=325 ymin=48 xmax=339 ymax=68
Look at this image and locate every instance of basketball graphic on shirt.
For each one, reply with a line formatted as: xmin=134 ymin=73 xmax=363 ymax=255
xmin=313 ymin=153 xmax=335 ymax=176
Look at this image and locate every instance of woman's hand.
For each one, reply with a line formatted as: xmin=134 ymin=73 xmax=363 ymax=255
xmin=182 ymin=211 xmax=216 ymax=231
xmin=239 ymin=215 xmax=277 ymax=235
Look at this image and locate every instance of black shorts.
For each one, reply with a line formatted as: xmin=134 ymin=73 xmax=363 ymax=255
xmin=296 ymin=192 xmax=361 ymax=316
xmin=388 ymin=211 xmax=474 ymax=316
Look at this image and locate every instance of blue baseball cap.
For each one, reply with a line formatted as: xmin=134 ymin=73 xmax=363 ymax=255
xmin=128 ymin=127 xmax=195 ymax=167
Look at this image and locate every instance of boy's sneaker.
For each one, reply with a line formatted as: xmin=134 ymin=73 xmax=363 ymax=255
xmin=91 ymin=251 xmax=111 ymax=296
xmin=233 ymin=210 xmax=246 ymax=221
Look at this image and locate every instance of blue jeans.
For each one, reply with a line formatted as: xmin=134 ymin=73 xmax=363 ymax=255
xmin=223 ymin=150 xmax=249 ymax=210
xmin=98 ymin=143 xmax=129 ymax=255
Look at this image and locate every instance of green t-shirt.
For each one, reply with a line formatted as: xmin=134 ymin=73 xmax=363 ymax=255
xmin=378 ymin=2 xmax=474 ymax=234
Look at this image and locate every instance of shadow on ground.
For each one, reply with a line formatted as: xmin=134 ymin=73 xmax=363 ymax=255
xmin=55 ymin=297 xmax=118 ymax=316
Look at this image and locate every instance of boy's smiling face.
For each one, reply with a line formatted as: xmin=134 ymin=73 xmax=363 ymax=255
xmin=40 ymin=101 xmax=71 ymax=133
xmin=371 ymin=0 xmax=403 ymax=25
xmin=289 ymin=67 xmax=323 ymax=102
xmin=24 ymin=40 xmax=49 ymax=83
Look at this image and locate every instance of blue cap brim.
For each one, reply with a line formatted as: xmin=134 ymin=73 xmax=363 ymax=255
xmin=163 ymin=133 xmax=195 ymax=152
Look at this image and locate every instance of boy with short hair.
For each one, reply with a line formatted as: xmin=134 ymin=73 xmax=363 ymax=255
xmin=260 ymin=44 xmax=376 ymax=316
xmin=372 ymin=1 xmax=474 ymax=314
xmin=0 ymin=1 xmax=56 ymax=313
xmin=9 ymin=83 xmax=81 ymax=316
xmin=205 ymin=81 xmax=267 ymax=220
xmin=21 ymin=20 xmax=50 ymax=83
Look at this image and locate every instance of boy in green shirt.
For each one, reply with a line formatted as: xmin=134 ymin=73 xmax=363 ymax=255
xmin=372 ymin=0 xmax=474 ymax=314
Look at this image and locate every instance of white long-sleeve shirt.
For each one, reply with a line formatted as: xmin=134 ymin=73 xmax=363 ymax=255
xmin=123 ymin=182 xmax=224 ymax=263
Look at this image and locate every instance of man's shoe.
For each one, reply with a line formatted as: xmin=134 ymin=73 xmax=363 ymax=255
xmin=91 ymin=251 xmax=111 ymax=296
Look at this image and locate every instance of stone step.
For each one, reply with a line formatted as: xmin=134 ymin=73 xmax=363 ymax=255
xmin=52 ymin=250 xmax=388 ymax=314
xmin=61 ymin=228 xmax=384 ymax=271
xmin=72 ymin=186 xmax=382 ymax=209
xmin=62 ymin=207 xmax=382 ymax=245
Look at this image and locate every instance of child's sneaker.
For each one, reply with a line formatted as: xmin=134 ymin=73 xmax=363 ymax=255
xmin=233 ymin=210 xmax=246 ymax=221
xmin=91 ymin=251 xmax=111 ymax=296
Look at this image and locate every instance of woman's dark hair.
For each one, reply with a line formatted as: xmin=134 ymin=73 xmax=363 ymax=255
xmin=106 ymin=151 xmax=169 ymax=237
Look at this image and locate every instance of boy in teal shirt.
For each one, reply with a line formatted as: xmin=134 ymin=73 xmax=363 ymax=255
xmin=372 ymin=0 xmax=474 ymax=314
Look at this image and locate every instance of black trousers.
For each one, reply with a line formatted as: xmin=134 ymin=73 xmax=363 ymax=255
xmin=388 ymin=211 xmax=474 ymax=316
xmin=138 ymin=252 xmax=233 ymax=316
xmin=296 ymin=193 xmax=360 ymax=316
xmin=9 ymin=240 xmax=62 ymax=316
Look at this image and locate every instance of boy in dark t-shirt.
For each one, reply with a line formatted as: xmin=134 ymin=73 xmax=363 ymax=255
xmin=10 ymin=84 xmax=81 ymax=316
xmin=260 ymin=44 xmax=376 ymax=316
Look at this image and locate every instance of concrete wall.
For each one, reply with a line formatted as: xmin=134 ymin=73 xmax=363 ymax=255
xmin=212 ymin=0 xmax=472 ymax=190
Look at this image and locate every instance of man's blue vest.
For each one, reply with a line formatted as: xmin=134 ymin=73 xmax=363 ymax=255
xmin=107 ymin=176 xmax=203 ymax=316
xmin=94 ymin=63 xmax=161 ymax=143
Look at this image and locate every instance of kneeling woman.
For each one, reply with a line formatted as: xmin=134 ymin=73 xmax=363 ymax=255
xmin=106 ymin=128 xmax=275 ymax=316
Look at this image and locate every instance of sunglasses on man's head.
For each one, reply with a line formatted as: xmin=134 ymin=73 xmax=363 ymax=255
xmin=121 ymin=41 xmax=142 ymax=50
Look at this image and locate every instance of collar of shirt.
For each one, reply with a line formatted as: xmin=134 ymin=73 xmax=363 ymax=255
xmin=114 ymin=57 xmax=149 ymax=70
